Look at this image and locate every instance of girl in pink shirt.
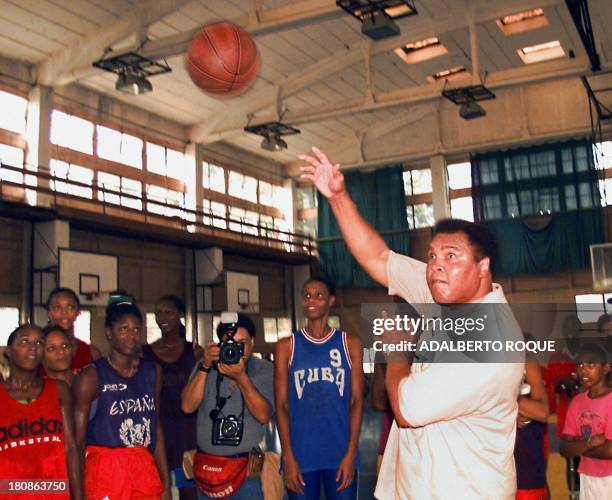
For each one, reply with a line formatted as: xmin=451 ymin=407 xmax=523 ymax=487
xmin=560 ymin=344 xmax=612 ymax=500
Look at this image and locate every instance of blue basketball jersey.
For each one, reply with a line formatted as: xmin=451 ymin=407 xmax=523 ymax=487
xmin=86 ymin=358 xmax=157 ymax=452
xmin=288 ymin=328 xmax=359 ymax=472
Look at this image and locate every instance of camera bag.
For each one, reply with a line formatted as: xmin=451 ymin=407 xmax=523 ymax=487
xmin=193 ymin=451 xmax=248 ymax=498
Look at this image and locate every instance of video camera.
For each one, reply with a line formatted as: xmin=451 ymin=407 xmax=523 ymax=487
xmin=217 ymin=312 xmax=245 ymax=365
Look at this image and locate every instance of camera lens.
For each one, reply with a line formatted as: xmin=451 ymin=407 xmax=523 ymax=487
xmin=221 ymin=418 xmax=238 ymax=437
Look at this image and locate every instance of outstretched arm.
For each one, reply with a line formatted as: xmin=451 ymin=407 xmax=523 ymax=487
xmin=300 ymin=147 xmax=390 ymax=287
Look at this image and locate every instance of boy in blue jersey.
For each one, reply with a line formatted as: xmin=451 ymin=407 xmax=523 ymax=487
xmin=275 ymin=277 xmax=364 ymax=499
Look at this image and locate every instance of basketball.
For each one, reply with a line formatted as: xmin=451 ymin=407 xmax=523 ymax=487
xmin=185 ymin=22 xmax=260 ymax=95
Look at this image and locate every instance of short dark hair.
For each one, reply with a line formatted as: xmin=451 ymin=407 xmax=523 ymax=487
xmin=6 ymin=324 xmax=42 ymax=347
xmin=303 ymin=276 xmax=336 ymax=296
xmin=157 ymin=295 xmax=186 ymax=315
xmin=46 ymin=287 xmax=80 ymax=310
xmin=41 ymin=324 xmax=70 ymax=339
xmin=105 ymin=302 xmax=143 ymax=328
xmin=577 ymin=343 xmax=609 ymax=364
xmin=433 ymin=218 xmax=498 ymax=272
xmin=216 ymin=313 xmax=256 ymax=340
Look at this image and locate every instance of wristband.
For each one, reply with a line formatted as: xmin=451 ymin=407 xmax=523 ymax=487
xmin=197 ymin=361 xmax=211 ymax=373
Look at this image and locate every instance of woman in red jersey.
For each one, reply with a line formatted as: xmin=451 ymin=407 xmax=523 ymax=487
xmin=0 ymin=324 xmax=82 ymax=499
xmin=46 ymin=288 xmax=101 ymax=372
xmin=42 ymin=325 xmax=76 ymax=387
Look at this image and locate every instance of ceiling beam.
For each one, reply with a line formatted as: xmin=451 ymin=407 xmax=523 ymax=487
xmin=202 ymin=54 xmax=591 ymax=144
xmin=140 ymin=0 xmax=342 ymax=61
xmin=191 ymin=0 xmax=564 ymax=143
xmin=36 ymin=0 xmax=194 ymax=86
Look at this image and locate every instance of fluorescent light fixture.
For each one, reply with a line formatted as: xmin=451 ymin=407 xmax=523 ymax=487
xmin=518 ymin=40 xmax=565 ymax=64
xmin=261 ymin=134 xmax=288 ymax=152
xmin=115 ymin=72 xmax=153 ymax=95
xmin=395 ymin=37 xmax=448 ymax=64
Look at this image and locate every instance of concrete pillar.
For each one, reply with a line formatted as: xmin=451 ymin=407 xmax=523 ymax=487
xmin=31 ymin=220 xmax=70 ymax=325
xmin=430 ymin=155 xmax=450 ymax=221
xmin=25 ymin=85 xmax=53 ymax=207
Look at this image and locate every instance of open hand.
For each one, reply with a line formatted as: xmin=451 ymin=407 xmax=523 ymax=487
xmin=299 ymin=147 xmax=345 ymax=199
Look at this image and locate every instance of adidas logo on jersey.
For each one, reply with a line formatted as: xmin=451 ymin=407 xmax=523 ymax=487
xmin=0 ymin=416 xmax=62 ymax=443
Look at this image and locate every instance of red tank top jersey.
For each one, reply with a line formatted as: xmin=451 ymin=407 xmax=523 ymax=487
xmin=0 ymin=378 xmax=69 ymax=499
xmin=71 ymin=338 xmax=94 ymax=372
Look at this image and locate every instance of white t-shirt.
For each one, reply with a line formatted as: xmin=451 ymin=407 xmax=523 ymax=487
xmin=374 ymin=251 xmax=524 ymax=500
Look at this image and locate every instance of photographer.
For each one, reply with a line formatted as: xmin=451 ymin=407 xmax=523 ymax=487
xmin=181 ymin=314 xmax=273 ymax=499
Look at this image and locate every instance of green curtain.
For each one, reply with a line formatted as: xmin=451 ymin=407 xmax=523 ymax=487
xmin=486 ymin=208 xmax=604 ymax=275
xmin=317 ymin=166 xmax=409 ymax=287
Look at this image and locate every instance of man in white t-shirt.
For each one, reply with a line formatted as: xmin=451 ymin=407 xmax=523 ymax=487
xmin=300 ymin=147 xmax=524 ymax=499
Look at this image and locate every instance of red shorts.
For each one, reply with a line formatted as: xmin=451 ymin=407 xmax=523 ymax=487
xmin=85 ymin=445 xmax=163 ymax=500
xmin=516 ymin=487 xmax=548 ymax=500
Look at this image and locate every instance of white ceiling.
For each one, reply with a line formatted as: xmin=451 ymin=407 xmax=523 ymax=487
xmin=0 ymin=0 xmax=611 ymax=168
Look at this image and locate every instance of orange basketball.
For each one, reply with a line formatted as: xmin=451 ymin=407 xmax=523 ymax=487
xmin=186 ymin=22 xmax=260 ymax=95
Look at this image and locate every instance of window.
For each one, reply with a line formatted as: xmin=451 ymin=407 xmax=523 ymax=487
xmin=260 ymin=214 xmax=274 ymax=238
xmin=0 ymin=307 xmax=20 ymax=345
xmin=447 ymin=162 xmax=472 ymax=189
xmin=97 ymin=126 xmax=143 ymax=169
xmin=296 ymin=218 xmax=317 ymax=238
xmin=427 ymin=65 xmax=467 ymax=83
xmin=297 ymin=185 xmax=317 ymax=209
xmin=50 ymin=111 xmax=94 ymax=154
xmin=0 ymin=90 xmax=27 ymax=135
xmin=259 ymin=181 xmax=273 ymax=206
xmin=403 ymin=169 xmax=432 ymax=195
xmin=202 ymin=162 xmax=225 ymax=193
xmin=395 ymin=37 xmax=448 ymax=65
xmin=244 ymin=210 xmax=259 ymax=236
xmin=97 ymin=172 xmax=142 ymax=210
xmin=146 ymin=142 xmax=166 ymax=175
xmin=146 ymin=142 xmax=191 ymax=181
xmin=147 ymin=185 xmax=185 ymax=218
xmin=472 ymin=141 xmax=597 ymax=220
xmin=166 ymin=149 xmax=189 ymax=181
xmin=229 ymin=206 xmax=246 ymax=232
xmin=203 ymin=199 xmax=227 ymax=229
xmin=450 ymin=197 xmax=474 ymax=221
xmin=518 ymin=40 xmax=564 ymax=64
xmin=74 ymin=310 xmax=91 ymax=344
xmin=406 ymin=203 xmax=434 ymax=229
xmin=594 ymin=141 xmax=612 ymax=170
xmin=273 ymin=185 xmax=292 ymax=213
xmin=146 ymin=312 xmax=162 ymax=343
xmin=263 ymin=317 xmax=292 ymax=343
xmin=50 ymin=159 xmax=93 ymax=199
xmin=228 ymin=171 xmax=257 ymax=202
xmin=496 ymin=8 xmax=547 ymax=35
xmin=0 ymin=144 xmax=24 ymax=183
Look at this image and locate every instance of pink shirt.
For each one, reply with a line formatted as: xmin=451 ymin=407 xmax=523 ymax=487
xmin=563 ymin=391 xmax=612 ymax=477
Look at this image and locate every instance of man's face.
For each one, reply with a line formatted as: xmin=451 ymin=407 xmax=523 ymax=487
xmin=426 ymin=232 xmax=489 ymax=304
xmin=221 ymin=326 xmax=254 ymax=360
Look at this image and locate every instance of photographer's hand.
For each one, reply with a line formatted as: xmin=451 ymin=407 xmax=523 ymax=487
xmin=203 ymin=342 xmax=220 ymax=368
xmin=217 ymin=357 xmax=247 ymax=381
